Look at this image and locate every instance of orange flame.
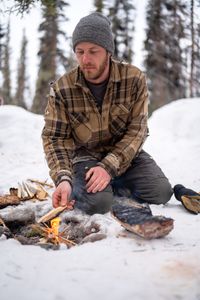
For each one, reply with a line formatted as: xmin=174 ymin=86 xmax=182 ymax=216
xmin=43 ymin=217 xmax=76 ymax=247
xmin=50 ymin=217 xmax=61 ymax=236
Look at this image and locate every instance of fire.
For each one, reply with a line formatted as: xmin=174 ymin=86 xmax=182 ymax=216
xmin=50 ymin=217 xmax=61 ymax=236
xmin=42 ymin=217 xmax=76 ymax=247
xmin=43 ymin=217 xmax=61 ymax=243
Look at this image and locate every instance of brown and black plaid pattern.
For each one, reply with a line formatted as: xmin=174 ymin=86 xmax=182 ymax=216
xmin=42 ymin=59 xmax=149 ymax=186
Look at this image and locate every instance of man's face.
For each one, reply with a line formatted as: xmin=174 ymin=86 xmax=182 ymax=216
xmin=75 ymin=42 xmax=110 ymax=83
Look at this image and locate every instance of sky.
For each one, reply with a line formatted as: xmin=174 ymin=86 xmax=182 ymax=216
xmin=0 ymin=0 xmax=147 ymax=98
xmin=0 ymin=97 xmax=200 ymax=300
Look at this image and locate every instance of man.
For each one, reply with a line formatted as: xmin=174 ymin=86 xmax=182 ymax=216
xmin=42 ymin=12 xmax=173 ymax=215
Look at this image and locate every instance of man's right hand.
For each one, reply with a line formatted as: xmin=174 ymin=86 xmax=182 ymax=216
xmin=52 ymin=181 xmax=73 ymax=208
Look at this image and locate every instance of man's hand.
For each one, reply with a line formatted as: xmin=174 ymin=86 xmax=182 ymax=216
xmin=85 ymin=166 xmax=111 ymax=193
xmin=52 ymin=181 xmax=73 ymax=208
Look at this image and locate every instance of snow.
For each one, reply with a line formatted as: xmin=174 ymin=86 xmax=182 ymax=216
xmin=0 ymin=98 xmax=200 ymax=300
xmin=144 ymin=98 xmax=200 ymax=189
xmin=0 ymin=105 xmax=49 ymax=191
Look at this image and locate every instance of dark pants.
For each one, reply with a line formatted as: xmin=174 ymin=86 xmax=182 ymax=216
xmin=71 ymin=150 xmax=173 ymax=215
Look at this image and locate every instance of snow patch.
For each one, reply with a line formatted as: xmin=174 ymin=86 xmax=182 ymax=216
xmin=0 ymin=99 xmax=200 ymax=300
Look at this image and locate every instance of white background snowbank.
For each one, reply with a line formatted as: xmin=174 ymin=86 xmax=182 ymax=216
xmin=0 ymin=98 xmax=200 ymax=300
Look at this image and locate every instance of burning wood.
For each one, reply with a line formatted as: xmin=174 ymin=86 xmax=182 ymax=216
xmin=37 ymin=217 xmax=77 ymax=247
xmin=0 ymin=206 xmax=105 ymax=249
xmin=37 ymin=201 xmax=74 ymax=223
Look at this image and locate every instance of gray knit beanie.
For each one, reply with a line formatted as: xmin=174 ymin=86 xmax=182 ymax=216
xmin=72 ymin=12 xmax=114 ymax=55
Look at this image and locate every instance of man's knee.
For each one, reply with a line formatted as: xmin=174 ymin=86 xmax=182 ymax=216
xmin=74 ymin=190 xmax=114 ymax=215
xmin=72 ymin=161 xmax=114 ymax=214
xmin=158 ymin=179 xmax=173 ymax=204
xmin=139 ymin=178 xmax=173 ymax=205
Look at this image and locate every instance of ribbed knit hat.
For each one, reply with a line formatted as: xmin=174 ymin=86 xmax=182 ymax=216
xmin=72 ymin=12 xmax=114 ymax=55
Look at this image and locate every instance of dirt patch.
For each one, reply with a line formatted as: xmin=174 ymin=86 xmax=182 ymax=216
xmin=163 ymin=260 xmax=200 ymax=279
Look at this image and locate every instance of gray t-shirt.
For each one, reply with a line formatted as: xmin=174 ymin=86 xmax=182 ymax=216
xmin=86 ymin=79 xmax=108 ymax=112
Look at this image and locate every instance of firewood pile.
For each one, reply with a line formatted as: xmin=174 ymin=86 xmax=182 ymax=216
xmin=0 ymin=179 xmax=52 ymax=208
xmin=0 ymin=180 xmax=106 ymax=249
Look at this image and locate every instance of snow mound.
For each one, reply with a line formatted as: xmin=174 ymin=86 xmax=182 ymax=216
xmin=1 ymin=99 xmax=200 ymax=192
xmin=144 ymin=98 xmax=200 ymax=189
xmin=0 ymin=105 xmax=49 ymax=192
xmin=0 ymin=100 xmax=200 ymax=300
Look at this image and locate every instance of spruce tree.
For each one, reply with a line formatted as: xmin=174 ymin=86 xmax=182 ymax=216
xmin=31 ymin=0 xmax=69 ymax=114
xmin=194 ymin=23 xmax=200 ymax=96
xmin=10 ymin=0 xmax=58 ymax=14
xmin=0 ymin=23 xmax=5 ymax=105
xmin=107 ymin=0 xmax=135 ymax=63
xmin=190 ymin=0 xmax=195 ymax=97
xmin=0 ymin=23 xmax=5 ymax=71
xmin=2 ymin=20 xmax=12 ymax=105
xmin=94 ymin=0 xmax=104 ymax=12
xmin=94 ymin=0 xmax=135 ymax=63
xmin=144 ymin=0 xmax=187 ymax=112
xmin=14 ymin=30 xmax=28 ymax=109
xmin=189 ymin=0 xmax=200 ymax=97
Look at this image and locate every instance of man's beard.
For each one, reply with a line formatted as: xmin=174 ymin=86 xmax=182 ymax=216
xmin=81 ymin=54 xmax=109 ymax=81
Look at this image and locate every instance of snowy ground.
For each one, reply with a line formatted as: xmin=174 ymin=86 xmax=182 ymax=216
xmin=0 ymin=99 xmax=200 ymax=300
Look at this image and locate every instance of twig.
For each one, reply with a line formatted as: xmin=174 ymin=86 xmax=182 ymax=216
xmin=27 ymin=179 xmax=54 ymax=188
xmin=0 ymin=217 xmax=7 ymax=228
xmin=58 ymin=236 xmax=77 ymax=246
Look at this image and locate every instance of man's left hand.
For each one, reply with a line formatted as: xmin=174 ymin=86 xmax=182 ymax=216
xmin=85 ymin=166 xmax=111 ymax=193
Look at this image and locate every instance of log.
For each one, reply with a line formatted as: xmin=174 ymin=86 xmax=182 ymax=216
xmin=0 ymin=194 xmax=21 ymax=208
xmin=0 ymin=180 xmax=51 ymax=208
xmin=111 ymin=200 xmax=174 ymax=239
xmin=37 ymin=205 xmax=70 ymax=223
xmin=35 ymin=184 xmax=48 ymax=200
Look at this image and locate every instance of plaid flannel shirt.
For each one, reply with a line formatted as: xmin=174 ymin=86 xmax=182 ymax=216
xmin=42 ymin=59 xmax=149 ymax=186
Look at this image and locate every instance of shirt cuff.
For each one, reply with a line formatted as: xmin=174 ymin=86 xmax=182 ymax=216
xmin=55 ymin=170 xmax=72 ymax=187
xmin=97 ymin=153 xmax=120 ymax=178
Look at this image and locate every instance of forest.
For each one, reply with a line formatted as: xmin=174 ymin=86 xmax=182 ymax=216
xmin=0 ymin=0 xmax=200 ymax=114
